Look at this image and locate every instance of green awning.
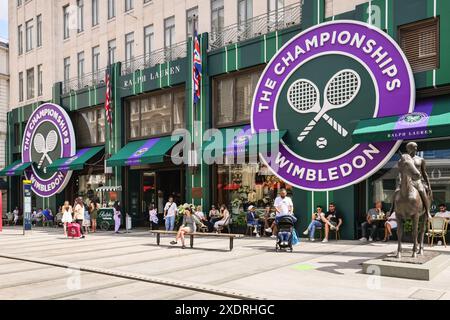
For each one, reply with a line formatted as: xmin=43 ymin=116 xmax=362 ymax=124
xmin=203 ymin=125 xmax=287 ymax=156
xmin=353 ymin=98 xmax=450 ymax=143
xmin=46 ymin=146 xmax=104 ymax=173
xmin=0 ymin=160 xmax=32 ymax=177
xmin=107 ymin=136 xmax=182 ymax=167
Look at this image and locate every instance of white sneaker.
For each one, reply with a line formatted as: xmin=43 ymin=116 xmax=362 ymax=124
xmin=369 ymin=237 xmax=373 ymax=242
xmin=310 ymin=238 xmax=315 ymax=242
xmin=322 ymin=238 xmax=328 ymax=243
xmin=303 ymin=230 xmax=309 ymax=236
xmin=270 ymin=235 xmax=276 ymax=238
xmin=265 ymin=228 xmax=272 ymax=233
xmin=256 ymin=234 xmax=261 ymax=238
xmin=359 ymin=237 xmax=367 ymax=242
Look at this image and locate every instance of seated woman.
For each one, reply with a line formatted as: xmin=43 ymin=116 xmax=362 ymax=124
xmin=303 ymin=205 xmax=326 ymax=241
xmin=170 ymin=207 xmax=196 ymax=249
xmin=214 ymin=205 xmax=230 ymax=232
xmin=383 ymin=211 xmax=397 ymax=242
xmin=246 ymin=205 xmax=261 ymax=237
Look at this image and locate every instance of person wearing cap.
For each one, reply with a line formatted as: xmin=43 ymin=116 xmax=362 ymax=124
xmin=246 ymin=205 xmax=261 ymax=237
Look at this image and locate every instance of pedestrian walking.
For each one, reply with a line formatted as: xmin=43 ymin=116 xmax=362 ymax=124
xmin=83 ymin=203 xmax=91 ymax=234
xmin=89 ymin=198 xmax=99 ymax=233
xmin=73 ymin=198 xmax=85 ymax=239
xmin=61 ymin=202 xmax=73 ymax=236
xmin=149 ymin=204 xmax=158 ymax=230
xmin=163 ymin=196 xmax=177 ymax=231
xmin=113 ymin=202 xmax=122 ymax=234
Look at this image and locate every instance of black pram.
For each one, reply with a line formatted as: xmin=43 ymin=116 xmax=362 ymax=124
xmin=276 ymin=215 xmax=295 ymax=252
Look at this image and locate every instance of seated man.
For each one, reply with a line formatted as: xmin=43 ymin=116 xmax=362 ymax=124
xmin=322 ymin=203 xmax=343 ymax=243
xmin=303 ymin=205 xmax=326 ymax=241
xmin=359 ymin=201 xmax=384 ymax=242
xmin=246 ymin=205 xmax=261 ymax=238
xmin=383 ymin=211 xmax=397 ymax=242
xmin=435 ymin=204 xmax=450 ymax=219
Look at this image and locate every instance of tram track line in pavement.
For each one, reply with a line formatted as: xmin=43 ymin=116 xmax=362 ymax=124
xmin=0 ymin=253 xmax=266 ymax=300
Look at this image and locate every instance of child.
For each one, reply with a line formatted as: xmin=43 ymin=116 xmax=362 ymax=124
xmin=149 ymin=204 xmax=159 ymax=230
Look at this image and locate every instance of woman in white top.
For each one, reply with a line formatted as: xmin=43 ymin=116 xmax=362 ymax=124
xmin=113 ymin=202 xmax=122 ymax=234
xmin=383 ymin=212 xmax=397 ymax=242
xmin=61 ymin=201 xmax=73 ymax=237
xmin=149 ymin=204 xmax=158 ymax=230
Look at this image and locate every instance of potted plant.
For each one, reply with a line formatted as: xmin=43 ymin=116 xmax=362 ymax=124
xmin=231 ymin=212 xmax=247 ymax=234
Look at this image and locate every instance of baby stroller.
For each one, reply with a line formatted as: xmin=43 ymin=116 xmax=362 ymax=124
xmin=276 ymin=215 xmax=295 ymax=252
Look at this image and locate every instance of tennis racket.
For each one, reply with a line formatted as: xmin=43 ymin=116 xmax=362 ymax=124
xmin=295 ymin=69 xmax=361 ymax=142
xmin=34 ymin=133 xmax=47 ymax=169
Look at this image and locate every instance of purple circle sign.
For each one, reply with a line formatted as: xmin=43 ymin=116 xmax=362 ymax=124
xmin=22 ymin=103 xmax=76 ymax=197
xmin=251 ymin=21 xmax=415 ymax=191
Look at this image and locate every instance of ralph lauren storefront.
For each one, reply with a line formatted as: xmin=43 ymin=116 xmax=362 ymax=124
xmin=3 ymin=0 xmax=450 ymax=238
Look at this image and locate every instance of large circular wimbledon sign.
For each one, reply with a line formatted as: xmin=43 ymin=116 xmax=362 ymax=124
xmin=252 ymin=21 xmax=415 ymax=191
xmin=22 ymin=103 xmax=76 ymax=197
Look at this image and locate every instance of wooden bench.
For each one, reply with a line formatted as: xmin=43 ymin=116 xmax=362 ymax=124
xmin=149 ymin=230 xmax=244 ymax=251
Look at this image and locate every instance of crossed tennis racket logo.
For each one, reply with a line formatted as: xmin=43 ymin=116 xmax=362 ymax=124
xmin=33 ymin=130 xmax=58 ymax=172
xmin=287 ymin=69 xmax=361 ymax=143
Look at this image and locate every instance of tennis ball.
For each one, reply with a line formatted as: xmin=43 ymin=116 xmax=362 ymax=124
xmin=316 ymin=137 xmax=328 ymax=149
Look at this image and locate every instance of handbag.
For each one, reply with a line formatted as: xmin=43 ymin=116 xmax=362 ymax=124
xmin=292 ymin=229 xmax=300 ymax=246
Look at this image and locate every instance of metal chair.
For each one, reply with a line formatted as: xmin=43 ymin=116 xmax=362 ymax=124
xmin=426 ymin=217 xmax=448 ymax=247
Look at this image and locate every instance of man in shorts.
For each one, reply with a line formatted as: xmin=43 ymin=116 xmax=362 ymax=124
xmin=323 ymin=203 xmax=343 ymax=243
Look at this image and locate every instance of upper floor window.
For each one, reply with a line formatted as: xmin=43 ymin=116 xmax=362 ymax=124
xmin=92 ymin=0 xmax=99 ymax=26
xmin=108 ymin=39 xmax=116 ymax=65
xmin=399 ymin=17 xmax=440 ymax=73
xmin=268 ymin=0 xmax=284 ymax=12
xmin=25 ymin=19 xmax=33 ymax=52
xmin=238 ymin=0 xmax=252 ymax=27
xmin=18 ymin=25 xmax=23 ymax=55
xmin=211 ymin=0 xmax=224 ymax=35
xmin=108 ymin=0 xmax=116 ymax=19
xmin=64 ymin=57 xmax=70 ymax=84
xmin=127 ymin=88 xmax=185 ymax=140
xmin=36 ymin=15 xmax=42 ymax=47
xmin=73 ymin=107 xmax=106 ymax=147
xmin=144 ymin=25 xmax=154 ymax=66
xmin=26 ymin=68 xmax=35 ymax=100
xmin=77 ymin=0 xmax=84 ymax=32
xmin=77 ymin=51 xmax=85 ymax=80
xmin=63 ymin=5 xmax=70 ymax=39
xmin=17 ymin=0 xmax=22 ymax=6
xmin=164 ymin=16 xmax=175 ymax=48
xmin=19 ymin=72 xmax=24 ymax=102
xmin=37 ymin=64 xmax=43 ymax=96
xmin=125 ymin=32 xmax=134 ymax=64
xmin=92 ymin=46 xmax=100 ymax=74
xmin=186 ymin=7 xmax=198 ymax=39
xmin=125 ymin=0 xmax=134 ymax=12
xmin=214 ymin=68 xmax=262 ymax=126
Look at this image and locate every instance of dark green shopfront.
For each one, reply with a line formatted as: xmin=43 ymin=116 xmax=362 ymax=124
xmin=4 ymin=0 xmax=450 ymax=239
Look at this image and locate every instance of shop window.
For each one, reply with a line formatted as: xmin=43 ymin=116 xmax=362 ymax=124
xmin=126 ymin=87 xmax=185 ymax=140
xmin=214 ymin=69 xmax=262 ymax=126
xmin=77 ymin=174 xmax=105 ymax=203
xmin=371 ymin=148 xmax=450 ymax=214
xmin=399 ymin=18 xmax=439 ymax=73
xmin=215 ymin=163 xmax=292 ymax=214
xmin=73 ymin=106 xmax=106 ymax=147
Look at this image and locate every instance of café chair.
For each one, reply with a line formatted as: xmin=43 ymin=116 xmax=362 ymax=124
xmin=426 ymin=217 xmax=448 ymax=247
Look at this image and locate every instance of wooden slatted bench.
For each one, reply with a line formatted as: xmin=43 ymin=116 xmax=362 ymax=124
xmin=149 ymin=230 xmax=244 ymax=251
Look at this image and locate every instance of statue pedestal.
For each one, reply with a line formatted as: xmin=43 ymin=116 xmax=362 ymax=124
xmin=362 ymin=251 xmax=449 ymax=281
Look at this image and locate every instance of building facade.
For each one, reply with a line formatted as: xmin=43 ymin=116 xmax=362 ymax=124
xmin=0 ymin=41 xmax=9 ymax=215
xmin=4 ymin=0 xmax=450 ymax=239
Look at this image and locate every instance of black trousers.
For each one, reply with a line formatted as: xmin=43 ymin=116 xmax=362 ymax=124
xmin=361 ymin=221 xmax=377 ymax=239
xmin=75 ymin=219 xmax=84 ymax=235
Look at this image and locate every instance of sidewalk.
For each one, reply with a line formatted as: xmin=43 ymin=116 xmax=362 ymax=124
xmin=0 ymin=227 xmax=449 ymax=300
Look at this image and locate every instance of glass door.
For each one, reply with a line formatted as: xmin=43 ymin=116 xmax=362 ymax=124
xmin=142 ymin=172 xmax=156 ymax=225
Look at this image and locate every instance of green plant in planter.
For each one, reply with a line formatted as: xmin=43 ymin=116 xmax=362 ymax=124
xmin=175 ymin=203 xmax=195 ymax=225
xmin=232 ymin=212 xmax=247 ymax=227
xmin=403 ymin=219 xmax=413 ymax=233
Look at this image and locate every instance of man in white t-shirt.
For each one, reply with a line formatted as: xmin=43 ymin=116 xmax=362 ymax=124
xmin=164 ymin=196 xmax=178 ymax=231
xmin=265 ymin=189 xmax=296 ymax=238
xmin=435 ymin=204 xmax=450 ymax=219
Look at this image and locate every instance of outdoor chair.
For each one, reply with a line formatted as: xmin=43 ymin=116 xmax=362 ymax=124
xmin=426 ymin=217 xmax=448 ymax=247
xmin=314 ymin=224 xmax=323 ymax=240
xmin=329 ymin=228 xmax=340 ymax=241
xmin=217 ymin=215 xmax=231 ymax=234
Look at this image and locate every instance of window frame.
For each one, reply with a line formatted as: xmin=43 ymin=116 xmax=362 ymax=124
xmin=63 ymin=5 xmax=70 ymax=39
xmin=26 ymin=67 xmax=35 ymax=100
xmin=125 ymin=86 xmax=186 ymax=142
xmin=72 ymin=105 xmax=107 ymax=148
xmin=36 ymin=14 xmax=42 ymax=47
xmin=212 ymin=66 xmax=264 ymax=128
xmin=37 ymin=64 xmax=43 ymax=96
xmin=398 ymin=17 xmax=440 ymax=74
xmin=25 ymin=19 xmax=33 ymax=52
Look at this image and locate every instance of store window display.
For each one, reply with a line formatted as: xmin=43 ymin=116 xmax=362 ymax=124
xmin=216 ymin=163 xmax=292 ymax=214
xmin=76 ymin=174 xmax=105 ymax=203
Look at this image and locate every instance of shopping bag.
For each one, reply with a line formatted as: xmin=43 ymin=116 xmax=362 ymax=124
xmin=292 ymin=229 xmax=300 ymax=246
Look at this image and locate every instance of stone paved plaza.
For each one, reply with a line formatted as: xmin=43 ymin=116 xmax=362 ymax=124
xmin=0 ymin=227 xmax=449 ymax=300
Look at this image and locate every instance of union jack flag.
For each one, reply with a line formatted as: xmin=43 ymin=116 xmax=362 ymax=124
xmin=193 ymin=31 xmax=202 ymax=105
xmin=105 ymin=71 xmax=113 ymax=134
